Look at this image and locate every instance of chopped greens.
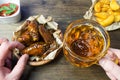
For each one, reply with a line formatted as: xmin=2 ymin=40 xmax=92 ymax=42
xmin=0 ymin=6 xmax=11 ymax=11
xmin=0 ymin=3 xmax=18 ymax=16
xmin=9 ymin=3 xmax=17 ymax=10
xmin=5 ymin=10 xmax=14 ymax=14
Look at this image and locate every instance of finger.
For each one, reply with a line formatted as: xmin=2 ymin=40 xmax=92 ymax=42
xmin=105 ymin=50 xmax=118 ymax=61
xmin=109 ymin=48 xmax=120 ymax=59
xmin=105 ymin=50 xmax=114 ymax=59
xmin=7 ymin=41 xmax=25 ymax=50
xmin=4 ymin=51 xmax=12 ymax=69
xmin=9 ymin=54 xmax=29 ymax=80
xmin=0 ymin=41 xmax=25 ymax=66
xmin=106 ymin=72 xmax=117 ymax=80
xmin=99 ymin=58 xmax=120 ymax=80
xmin=0 ymin=38 xmax=8 ymax=44
xmin=5 ymin=58 xmax=12 ymax=69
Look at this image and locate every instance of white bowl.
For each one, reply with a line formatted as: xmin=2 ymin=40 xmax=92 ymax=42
xmin=0 ymin=0 xmax=21 ymax=24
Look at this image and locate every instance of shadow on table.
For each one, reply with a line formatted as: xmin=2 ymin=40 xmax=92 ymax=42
xmin=21 ymin=65 xmax=33 ymax=80
xmin=20 ymin=5 xmax=31 ymax=21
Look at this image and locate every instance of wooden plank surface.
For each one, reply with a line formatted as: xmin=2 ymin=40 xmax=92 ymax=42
xmin=1 ymin=0 xmax=120 ymax=80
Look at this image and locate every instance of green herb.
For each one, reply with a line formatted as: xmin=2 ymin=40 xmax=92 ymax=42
xmin=0 ymin=3 xmax=17 ymax=15
xmin=5 ymin=10 xmax=14 ymax=14
xmin=0 ymin=6 xmax=11 ymax=11
xmin=9 ymin=3 xmax=17 ymax=10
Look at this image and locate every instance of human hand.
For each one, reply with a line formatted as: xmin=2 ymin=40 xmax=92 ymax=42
xmin=99 ymin=48 xmax=120 ymax=80
xmin=0 ymin=38 xmax=29 ymax=80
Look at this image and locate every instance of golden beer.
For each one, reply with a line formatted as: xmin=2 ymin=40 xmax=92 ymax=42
xmin=63 ymin=19 xmax=110 ymax=68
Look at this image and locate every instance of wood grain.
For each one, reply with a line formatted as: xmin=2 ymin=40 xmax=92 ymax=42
xmin=1 ymin=0 xmax=120 ymax=80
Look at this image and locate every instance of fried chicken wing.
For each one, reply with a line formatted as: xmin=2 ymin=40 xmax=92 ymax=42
xmin=22 ymin=42 xmax=50 ymax=56
xmin=17 ymin=20 xmax=41 ymax=46
xmin=38 ymin=24 xmax=54 ymax=43
xmin=27 ymin=20 xmax=40 ymax=41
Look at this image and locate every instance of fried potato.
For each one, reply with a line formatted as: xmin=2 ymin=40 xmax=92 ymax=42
xmin=94 ymin=2 xmax=101 ymax=12
xmin=94 ymin=12 xmax=109 ymax=19
xmin=110 ymin=0 xmax=120 ymax=11
xmin=98 ymin=15 xmax=114 ymax=27
xmin=99 ymin=0 xmax=110 ymax=4
xmin=114 ymin=15 xmax=120 ymax=22
xmin=94 ymin=0 xmax=120 ymax=27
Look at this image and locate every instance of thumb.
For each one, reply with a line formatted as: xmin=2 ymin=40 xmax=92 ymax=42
xmin=9 ymin=54 xmax=29 ymax=80
xmin=99 ymin=58 xmax=120 ymax=80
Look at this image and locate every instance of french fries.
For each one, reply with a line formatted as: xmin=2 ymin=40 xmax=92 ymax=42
xmin=94 ymin=0 xmax=120 ymax=27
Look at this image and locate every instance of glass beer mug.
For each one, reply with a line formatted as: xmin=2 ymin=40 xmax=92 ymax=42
xmin=63 ymin=19 xmax=110 ymax=68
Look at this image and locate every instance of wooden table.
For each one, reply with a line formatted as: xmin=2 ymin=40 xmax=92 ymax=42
xmin=0 ymin=0 xmax=120 ymax=80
